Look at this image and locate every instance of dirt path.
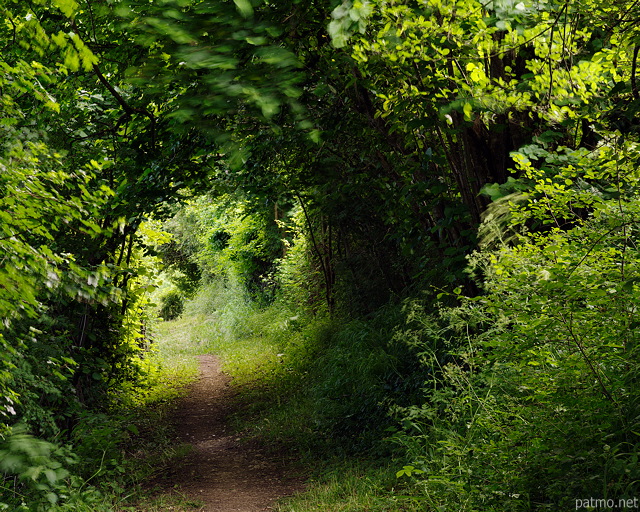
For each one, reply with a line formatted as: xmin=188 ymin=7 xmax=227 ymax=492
xmin=165 ymin=355 xmax=303 ymax=511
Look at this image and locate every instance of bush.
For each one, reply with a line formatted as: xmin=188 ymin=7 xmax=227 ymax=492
xmin=390 ymin=200 xmax=640 ymax=510
xmin=158 ymin=290 xmax=184 ymax=321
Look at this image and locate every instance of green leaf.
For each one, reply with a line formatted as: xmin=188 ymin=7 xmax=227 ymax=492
xmin=463 ymin=101 xmax=472 ymax=120
xmin=45 ymin=492 xmax=59 ymax=504
xmin=233 ymin=0 xmax=253 ymax=18
xmin=52 ymin=0 xmax=79 ymax=18
xmin=44 ymin=469 xmax=58 ymax=484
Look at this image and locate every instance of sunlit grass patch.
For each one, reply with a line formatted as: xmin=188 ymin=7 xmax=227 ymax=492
xmin=179 ymin=280 xmax=295 ymax=384
xmin=142 ymin=315 xmax=202 ymax=397
xmin=274 ymin=460 xmax=424 ymax=512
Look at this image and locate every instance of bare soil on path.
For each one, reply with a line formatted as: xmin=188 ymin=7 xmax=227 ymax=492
xmin=160 ymin=355 xmax=303 ymax=511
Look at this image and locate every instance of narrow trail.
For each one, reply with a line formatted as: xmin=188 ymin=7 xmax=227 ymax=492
xmin=164 ymin=355 xmax=303 ymax=511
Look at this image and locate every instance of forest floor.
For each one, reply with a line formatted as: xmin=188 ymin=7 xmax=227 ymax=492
xmin=148 ymin=354 xmax=304 ymax=512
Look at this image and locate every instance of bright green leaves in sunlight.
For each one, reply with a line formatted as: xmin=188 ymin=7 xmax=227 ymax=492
xmin=3 ymin=0 xmax=98 ymax=72
xmin=329 ymin=0 xmax=373 ymax=48
xmin=0 ymin=137 xmax=115 ymax=321
xmin=342 ymin=0 xmax=620 ymax=125
xmin=0 ymin=60 xmax=60 ymax=114
xmin=51 ymin=0 xmax=79 ymax=18
xmin=50 ymin=31 xmax=99 ymax=72
xmin=233 ymin=0 xmax=254 ymax=18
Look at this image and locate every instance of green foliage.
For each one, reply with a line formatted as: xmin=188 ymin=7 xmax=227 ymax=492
xmin=3 ymin=0 xmax=640 ymax=509
xmin=159 ymin=194 xmax=286 ymax=304
xmin=275 ymin=459 xmax=424 ymax=512
xmin=389 ymin=136 xmax=640 ymax=509
xmin=122 ymin=0 xmax=307 ymax=143
xmin=158 ymin=290 xmax=185 ymax=321
xmin=0 ymin=427 xmax=71 ymax=510
xmin=0 ymin=136 xmax=115 ymax=321
xmin=274 ymin=205 xmax=326 ymax=312
xmin=155 ymin=211 xmax=202 ymax=296
xmin=0 ymin=426 xmax=116 ymax=511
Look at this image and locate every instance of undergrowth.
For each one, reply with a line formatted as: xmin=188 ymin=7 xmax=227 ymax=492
xmin=0 ymin=314 xmax=201 ymax=512
xmin=274 ymin=459 xmax=425 ymax=512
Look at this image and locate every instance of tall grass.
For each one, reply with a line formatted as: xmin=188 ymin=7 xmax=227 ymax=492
xmin=274 ymin=460 xmax=425 ymax=512
xmin=180 ymin=276 xmax=290 ymax=383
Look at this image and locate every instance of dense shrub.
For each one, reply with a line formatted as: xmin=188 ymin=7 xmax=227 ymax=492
xmin=158 ymin=290 xmax=185 ymax=321
xmin=389 ymin=143 xmax=640 ymax=510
